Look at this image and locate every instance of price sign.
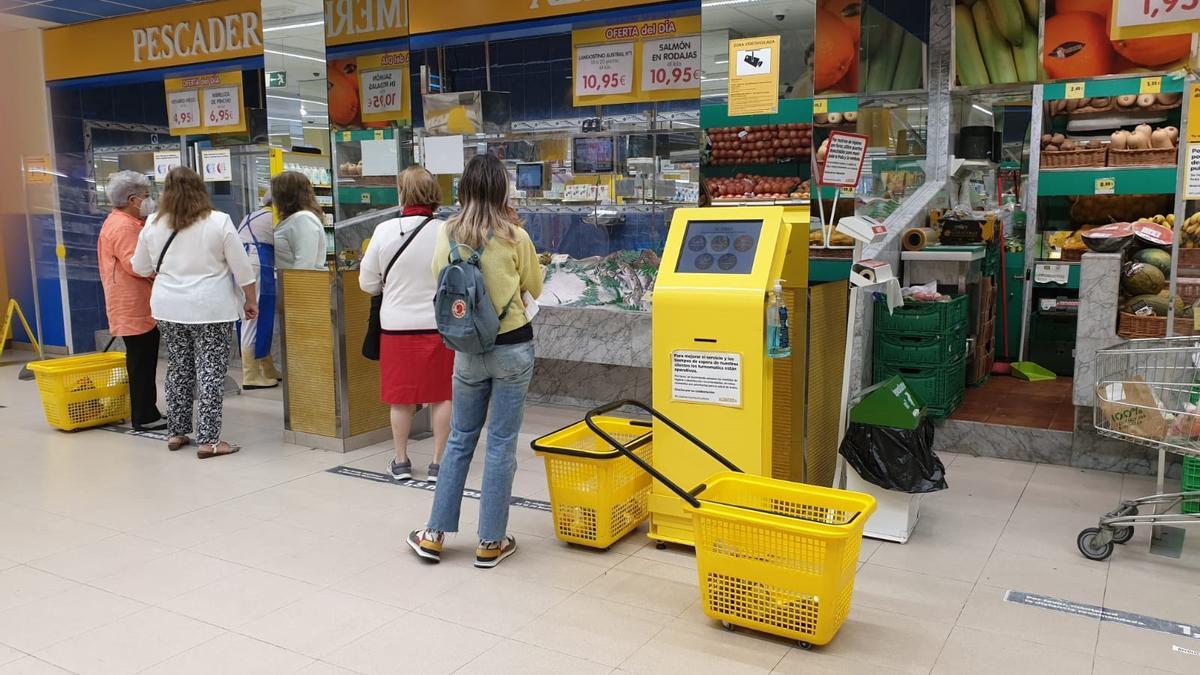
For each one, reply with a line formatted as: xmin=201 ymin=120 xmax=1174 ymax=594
xmin=203 ymin=87 xmax=241 ymax=129
xmin=818 ymin=131 xmax=870 ymax=188
xmin=1113 ymin=0 xmax=1200 ymax=38
xmin=152 ymin=151 xmax=182 ymax=182
xmin=575 ymin=42 xmax=634 ymax=98
xmin=201 ymin=148 xmax=232 ymax=182
xmin=167 ymin=90 xmax=200 ymax=134
xmin=640 ymin=34 xmax=700 ymax=92
xmin=357 ymin=51 xmax=412 ymax=125
xmin=1065 ymin=82 xmax=1086 ymax=99
xmin=1185 ymin=144 xmax=1200 ymax=199
xmin=813 ymin=98 xmax=828 ymax=115
xmin=1140 ymin=76 xmax=1163 ymax=94
xmin=1095 ymin=177 xmax=1116 ymax=195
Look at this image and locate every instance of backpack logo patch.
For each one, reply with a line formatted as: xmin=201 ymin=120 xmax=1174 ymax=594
xmin=451 ymin=299 xmax=467 ymax=319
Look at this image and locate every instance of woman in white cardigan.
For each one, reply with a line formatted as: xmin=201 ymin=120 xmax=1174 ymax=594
xmin=132 ymin=167 xmax=257 ymax=459
xmin=270 ymin=171 xmax=327 ymax=270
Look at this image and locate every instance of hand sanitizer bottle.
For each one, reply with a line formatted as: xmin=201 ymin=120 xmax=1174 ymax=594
xmin=767 ymin=280 xmax=791 ymax=359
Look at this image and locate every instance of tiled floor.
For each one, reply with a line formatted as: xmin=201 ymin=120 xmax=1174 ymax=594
xmin=951 ymin=374 xmax=1077 ymax=431
xmin=0 ymin=366 xmax=1197 ymax=674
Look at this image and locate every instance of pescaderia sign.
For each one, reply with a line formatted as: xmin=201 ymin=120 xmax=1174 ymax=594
xmin=43 ymin=0 xmax=263 ymax=82
xmin=324 ymin=0 xmax=409 ymax=47
xmin=410 ymin=0 xmax=666 ymax=34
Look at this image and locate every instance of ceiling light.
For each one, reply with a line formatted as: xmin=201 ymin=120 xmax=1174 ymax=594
xmin=265 ymin=49 xmax=326 ymax=64
xmin=972 ymin=104 xmax=994 ymax=117
xmin=267 ymin=94 xmax=327 ymax=107
xmin=263 ymin=20 xmax=325 ymax=32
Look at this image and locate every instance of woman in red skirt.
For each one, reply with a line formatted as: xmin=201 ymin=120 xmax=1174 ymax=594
xmin=359 ymin=167 xmax=453 ymax=482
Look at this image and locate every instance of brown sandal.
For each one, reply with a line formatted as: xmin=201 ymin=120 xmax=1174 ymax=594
xmin=197 ymin=441 xmax=240 ymax=459
xmin=167 ymin=435 xmax=192 ymax=452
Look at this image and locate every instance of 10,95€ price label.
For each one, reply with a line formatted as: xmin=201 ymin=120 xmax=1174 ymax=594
xmin=641 ymin=35 xmax=700 ymax=91
xmin=362 ymin=69 xmax=403 ymax=114
xmin=575 ymin=42 xmax=634 ymax=97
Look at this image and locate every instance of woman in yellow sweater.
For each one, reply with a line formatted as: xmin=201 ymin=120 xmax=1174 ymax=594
xmin=409 ymin=153 xmax=543 ymax=568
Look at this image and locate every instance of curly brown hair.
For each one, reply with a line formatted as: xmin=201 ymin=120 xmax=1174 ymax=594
xmin=157 ymin=166 xmax=212 ymax=230
xmin=270 ymin=171 xmax=324 ymax=221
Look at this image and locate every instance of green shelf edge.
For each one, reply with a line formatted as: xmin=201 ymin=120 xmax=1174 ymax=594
xmin=1037 ymin=166 xmax=1178 ymax=197
xmin=700 ymin=96 xmax=859 ymax=128
xmin=335 ymin=128 xmax=397 ymax=142
xmin=809 ymin=258 xmax=851 ymax=283
xmin=1043 ymin=74 xmax=1185 ymax=101
xmin=337 ymin=186 xmax=399 ymax=203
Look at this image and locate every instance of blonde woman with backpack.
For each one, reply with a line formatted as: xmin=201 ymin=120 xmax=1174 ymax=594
xmin=408 ymin=153 xmax=542 ymax=568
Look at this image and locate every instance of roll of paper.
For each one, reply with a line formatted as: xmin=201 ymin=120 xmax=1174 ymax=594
xmin=902 ymin=227 xmax=938 ymax=251
xmin=856 ymin=266 xmax=876 ymax=283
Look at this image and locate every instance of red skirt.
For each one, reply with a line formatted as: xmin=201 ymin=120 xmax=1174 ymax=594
xmin=380 ymin=332 xmax=454 ymax=405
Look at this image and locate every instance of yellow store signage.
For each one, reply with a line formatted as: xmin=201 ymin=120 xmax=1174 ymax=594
xmin=43 ymin=0 xmax=262 ymax=81
xmin=411 ymin=0 xmax=665 ymax=34
xmin=571 ymin=15 xmax=700 ymax=107
xmin=357 ymin=51 xmax=412 ymax=124
xmin=164 ymin=71 xmax=248 ymax=135
xmin=324 ymin=0 xmax=409 ymax=47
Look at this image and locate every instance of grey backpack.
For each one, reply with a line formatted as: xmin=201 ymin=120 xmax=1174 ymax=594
xmin=434 ymin=237 xmax=509 ymax=354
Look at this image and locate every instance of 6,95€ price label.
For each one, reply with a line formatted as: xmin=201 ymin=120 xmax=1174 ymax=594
xmin=575 ymin=42 xmax=634 ymax=97
xmin=640 ymin=35 xmax=700 ymax=92
xmin=203 ymin=86 xmax=241 ymax=128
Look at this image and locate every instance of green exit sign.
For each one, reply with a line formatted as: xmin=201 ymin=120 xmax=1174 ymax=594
xmin=267 ymin=71 xmax=287 ymax=88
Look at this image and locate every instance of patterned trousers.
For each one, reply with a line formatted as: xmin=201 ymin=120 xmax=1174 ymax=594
xmin=159 ymin=321 xmax=234 ymax=445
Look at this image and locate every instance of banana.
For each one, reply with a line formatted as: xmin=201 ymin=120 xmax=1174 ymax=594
xmin=973 ymin=1 xmax=1019 ymax=84
xmin=866 ymin=10 xmax=902 ymax=92
xmin=1012 ymin=21 xmax=1038 ymax=81
xmin=989 ymin=0 xmax=1026 ymax=46
xmin=1019 ymin=0 xmax=1038 ymax=25
xmin=892 ymin=29 xmax=923 ymax=90
xmin=955 ymin=4 xmax=990 ymax=86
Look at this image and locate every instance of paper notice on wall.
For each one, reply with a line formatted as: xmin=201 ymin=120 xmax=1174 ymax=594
xmin=1186 ymin=144 xmax=1200 ymax=199
xmin=671 ymin=350 xmax=742 ymax=407
xmin=1034 ymin=263 xmax=1070 ymax=285
xmin=640 ymin=34 xmax=700 ymax=91
xmin=727 ymin=35 xmax=780 ymax=116
xmin=424 ymin=135 xmax=465 ymax=175
xmin=360 ymin=139 xmax=399 ymax=176
xmin=575 ymin=42 xmax=634 ymax=98
xmin=819 ymin=131 xmax=870 ymax=187
xmin=201 ymin=148 xmax=232 ymax=182
xmin=153 ymin=151 xmax=182 ymax=182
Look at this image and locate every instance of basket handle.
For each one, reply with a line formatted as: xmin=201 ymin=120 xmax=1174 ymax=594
xmin=584 ymin=400 xmax=742 ymax=509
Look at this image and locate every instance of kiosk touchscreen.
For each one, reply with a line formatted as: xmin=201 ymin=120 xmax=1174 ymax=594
xmin=650 ymin=206 xmax=795 ymax=547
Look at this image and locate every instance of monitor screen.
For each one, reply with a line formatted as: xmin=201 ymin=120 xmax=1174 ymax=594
xmin=573 ymin=137 xmax=615 ymax=174
xmin=674 ymin=220 xmax=763 ymax=274
xmin=516 ymin=163 xmax=544 ymax=190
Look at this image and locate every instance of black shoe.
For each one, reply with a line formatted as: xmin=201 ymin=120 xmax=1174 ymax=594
xmin=133 ymin=421 xmax=168 ymax=432
xmin=243 ymin=383 xmax=280 ymax=390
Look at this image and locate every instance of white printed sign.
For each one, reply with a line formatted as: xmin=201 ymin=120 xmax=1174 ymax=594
xmin=1114 ymin=0 xmax=1200 ymax=30
xmin=640 ymin=34 xmax=700 ymax=91
xmin=201 ymin=148 xmax=232 ymax=182
xmin=152 ymin=151 xmax=182 ymax=182
xmin=575 ymin=42 xmax=634 ymax=97
xmin=203 ymin=86 xmax=241 ymax=128
xmin=671 ymin=350 xmax=742 ymax=407
xmin=1187 ymin=143 xmax=1200 ymax=200
xmin=819 ymin=131 xmax=869 ymax=187
xmin=362 ymin=68 xmax=404 ymax=115
xmin=1034 ymin=263 xmax=1070 ymax=285
xmin=167 ymin=90 xmax=200 ymax=134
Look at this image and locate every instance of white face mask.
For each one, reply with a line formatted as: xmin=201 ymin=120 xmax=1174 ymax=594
xmin=138 ymin=196 xmax=156 ymax=218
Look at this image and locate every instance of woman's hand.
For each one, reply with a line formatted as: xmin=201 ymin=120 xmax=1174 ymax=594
xmin=244 ymin=299 xmax=259 ymax=321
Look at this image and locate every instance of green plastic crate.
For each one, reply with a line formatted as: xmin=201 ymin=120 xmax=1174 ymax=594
xmin=874 ymin=295 xmax=968 ymax=336
xmin=873 ymin=357 xmax=967 ymax=418
xmin=1183 ymin=456 xmax=1200 ymax=515
xmin=873 ymin=326 xmax=967 ymax=365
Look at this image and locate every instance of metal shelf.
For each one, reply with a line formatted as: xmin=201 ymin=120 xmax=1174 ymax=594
xmin=1043 ymin=74 xmax=1185 ymax=101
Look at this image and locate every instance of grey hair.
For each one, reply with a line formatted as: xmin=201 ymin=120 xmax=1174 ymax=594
xmin=105 ymin=170 xmax=151 ymax=207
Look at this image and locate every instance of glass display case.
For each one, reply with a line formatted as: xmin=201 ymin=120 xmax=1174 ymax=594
xmin=331 ymin=127 xmax=416 ymax=222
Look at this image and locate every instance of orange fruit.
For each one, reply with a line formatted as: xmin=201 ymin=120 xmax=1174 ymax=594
xmin=1113 ymin=34 xmax=1192 ymax=67
xmin=814 ymin=8 xmax=855 ymax=91
xmin=1053 ymin=0 xmax=1111 ymax=21
xmin=821 ymin=0 xmax=862 ymax=36
xmin=1043 ymin=12 xmax=1115 ymax=80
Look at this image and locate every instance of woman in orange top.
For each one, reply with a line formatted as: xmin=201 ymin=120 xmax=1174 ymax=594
xmin=98 ymin=170 xmax=164 ymax=431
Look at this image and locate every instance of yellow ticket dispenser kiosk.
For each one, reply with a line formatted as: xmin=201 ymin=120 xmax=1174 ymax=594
xmin=650 ymin=206 xmax=803 ymax=546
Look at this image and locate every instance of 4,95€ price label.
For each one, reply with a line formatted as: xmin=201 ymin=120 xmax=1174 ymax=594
xmin=167 ymin=91 xmax=200 ymax=133
xmin=575 ymin=42 xmax=634 ymax=97
xmin=203 ymin=86 xmax=241 ymax=129
xmin=640 ymin=35 xmax=700 ymax=91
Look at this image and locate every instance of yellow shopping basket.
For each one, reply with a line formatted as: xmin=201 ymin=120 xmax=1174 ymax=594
xmin=27 ymin=353 xmax=131 ymax=431
xmin=532 ymin=417 xmax=653 ymax=549
xmin=585 ymin=400 xmax=876 ymax=649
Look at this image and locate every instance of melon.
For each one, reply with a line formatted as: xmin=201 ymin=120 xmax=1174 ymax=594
xmin=1124 ymin=294 xmax=1171 ymax=317
xmin=1122 ymin=262 xmax=1165 ymax=296
xmin=1134 ymin=248 xmax=1172 ymax=278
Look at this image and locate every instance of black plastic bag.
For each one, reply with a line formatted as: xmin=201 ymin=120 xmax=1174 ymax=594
xmin=839 ymin=419 xmax=947 ymax=494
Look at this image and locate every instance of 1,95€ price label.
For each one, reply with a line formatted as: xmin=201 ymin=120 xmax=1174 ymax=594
xmin=203 ymin=87 xmax=241 ymax=128
xmin=575 ymin=42 xmax=634 ymax=97
xmin=167 ymin=90 xmax=200 ymax=133
xmin=1115 ymin=0 xmax=1200 ymax=28
xmin=362 ymin=68 xmax=404 ymax=115
xmin=640 ymin=35 xmax=700 ymax=92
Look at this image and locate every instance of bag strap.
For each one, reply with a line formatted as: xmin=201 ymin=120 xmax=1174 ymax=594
xmin=383 ymin=216 xmax=434 ymax=283
xmin=156 ymin=228 xmax=180 ymax=274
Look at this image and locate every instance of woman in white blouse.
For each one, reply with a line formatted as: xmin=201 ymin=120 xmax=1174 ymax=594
xmin=132 ymin=167 xmax=258 ymax=459
xmin=270 ymin=171 xmax=327 ymax=270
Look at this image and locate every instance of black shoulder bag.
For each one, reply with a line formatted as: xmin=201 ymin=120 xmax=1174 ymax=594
xmin=156 ymin=229 xmax=179 ymax=274
xmin=362 ymin=216 xmax=434 ymax=360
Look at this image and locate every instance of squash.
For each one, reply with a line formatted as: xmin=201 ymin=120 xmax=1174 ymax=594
xmin=1151 ymin=129 xmax=1173 ymax=149
xmin=1110 ymin=131 xmax=1128 ymax=150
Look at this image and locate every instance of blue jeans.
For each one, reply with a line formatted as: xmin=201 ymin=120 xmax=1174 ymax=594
xmin=427 ymin=341 xmax=535 ymax=541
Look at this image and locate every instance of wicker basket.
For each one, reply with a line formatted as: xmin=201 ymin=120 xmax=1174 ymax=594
xmin=1177 ymin=278 xmax=1200 ymax=306
xmin=1041 ymin=147 xmax=1107 ymax=168
xmin=1180 ymin=248 xmax=1200 ymax=270
xmin=1107 ymin=147 xmax=1178 ymax=167
xmin=1117 ymin=311 xmax=1194 ymax=339
xmin=1061 ymin=248 xmax=1086 ymax=262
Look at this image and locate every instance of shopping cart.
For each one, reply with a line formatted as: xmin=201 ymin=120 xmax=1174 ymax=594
xmin=1084 ymin=336 xmax=1200 ymax=561
xmin=585 ymin=401 xmax=875 ymax=648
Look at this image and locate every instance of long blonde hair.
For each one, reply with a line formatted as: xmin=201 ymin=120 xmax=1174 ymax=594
xmin=445 ymin=153 xmax=518 ymax=250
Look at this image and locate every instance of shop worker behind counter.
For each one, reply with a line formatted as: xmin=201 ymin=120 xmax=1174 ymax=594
xmin=408 ymin=153 xmax=543 ymax=569
xmin=237 ymin=192 xmax=281 ymax=389
xmin=132 ymin=167 xmax=258 ymax=460
xmin=270 ymin=171 xmax=328 ymax=271
xmin=98 ymin=170 xmax=164 ymax=432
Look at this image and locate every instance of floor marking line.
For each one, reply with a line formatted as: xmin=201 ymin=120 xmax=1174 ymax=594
xmin=1006 ymin=590 xmax=1200 ymax=641
xmin=327 ymin=465 xmax=553 ymax=512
